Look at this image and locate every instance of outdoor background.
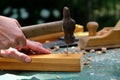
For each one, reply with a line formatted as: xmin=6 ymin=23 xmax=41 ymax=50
xmin=0 ymin=0 xmax=120 ymax=30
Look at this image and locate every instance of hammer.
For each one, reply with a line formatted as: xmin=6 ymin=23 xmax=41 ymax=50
xmin=21 ymin=20 xmax=63 ymax=38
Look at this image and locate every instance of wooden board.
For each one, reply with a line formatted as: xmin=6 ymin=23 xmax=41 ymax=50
xmin=0 ymin=53 xmax=83 ymax=72
xmin=79 ymin=20 xmax=120 ymax=49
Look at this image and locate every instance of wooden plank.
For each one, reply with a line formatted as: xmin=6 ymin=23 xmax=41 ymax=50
xmin=79 ymin=20 xmax=120 ymax=49
xmin=0 ymin=53 xmax=83 ymax=72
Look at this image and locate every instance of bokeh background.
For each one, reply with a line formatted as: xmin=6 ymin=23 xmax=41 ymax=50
xmin=0 ymin=0 xmax=120 ymax=30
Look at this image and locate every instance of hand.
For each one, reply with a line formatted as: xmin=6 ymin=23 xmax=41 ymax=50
xmin=0 ymin=16 xmax=26 ymax=49
xmin=0 ymin=16 xmax=50 ymax=62
xmin=21 ymin=39 xmax=50 ymax=54
xmin=0 ymin=40 xmax=50 ymax=62
xmin=0 ymin=48 xmax=31 ymax=62
xmin=17 ymin=39 xmax=50 ymax=54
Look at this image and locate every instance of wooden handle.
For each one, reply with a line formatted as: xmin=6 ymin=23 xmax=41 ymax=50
xmin=87 ymin=22 xmax=98 ymax=36
xmin=21 ymin=21 xmax=63 ymax=38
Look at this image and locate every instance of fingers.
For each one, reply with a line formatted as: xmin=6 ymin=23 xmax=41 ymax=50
xmin=27 ymin=43 xmax=50 ymax=54
xmin=0 ymin=48 xmax=31 ymax=62
xmin=36 ymin=46 xmax=51 ymax=54
xmin=26 ymin=40 xmax=50 ymax=54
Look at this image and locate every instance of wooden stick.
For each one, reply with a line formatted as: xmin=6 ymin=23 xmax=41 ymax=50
xmin=0 ymin=53 xmax=83 ymax=72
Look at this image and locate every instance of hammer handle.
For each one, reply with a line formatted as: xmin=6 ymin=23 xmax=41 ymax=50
xmin=21 ymin=21 xmax=63 ymax=38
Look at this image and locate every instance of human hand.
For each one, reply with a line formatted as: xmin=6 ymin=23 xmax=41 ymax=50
xmin=17 ymin=39 xmax=50 ymax=54
xmin=0 ymin=16 xmax=26 ymax=49
xmin=0 ymin=48 xmax=31 ymax=62
xmin=0 ymin=40 xmax=50 ymax=62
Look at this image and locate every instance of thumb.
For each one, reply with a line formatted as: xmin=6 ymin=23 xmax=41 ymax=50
xmin=0 ymin=48 xmax=31 ymax=62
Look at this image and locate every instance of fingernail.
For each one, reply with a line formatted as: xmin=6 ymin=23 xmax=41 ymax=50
xmin=25 ymin=57 xmax=31 ymax=62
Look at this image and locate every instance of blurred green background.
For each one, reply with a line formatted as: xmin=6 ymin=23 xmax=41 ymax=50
xmin=0 ymin=0 xmax=120 ymax=30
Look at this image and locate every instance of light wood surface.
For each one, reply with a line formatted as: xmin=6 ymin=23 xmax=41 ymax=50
xmin=0 ymin=53 xmax=83 ymax=72
xmin=79 ymin=20 xmax=120 ymax=49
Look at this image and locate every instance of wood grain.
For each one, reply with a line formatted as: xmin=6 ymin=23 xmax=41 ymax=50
xmin=0 ymin=53 xmax=83 ymax=72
